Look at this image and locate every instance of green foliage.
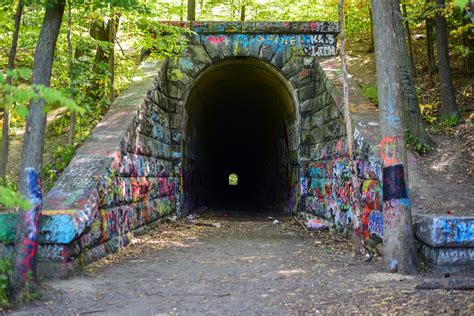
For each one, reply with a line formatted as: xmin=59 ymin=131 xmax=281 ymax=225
xmin=405 ymin=130 xmax=433 ymax=154
xmin=0 ymin=256 xmax=12 ymax=309
xmin=137 ymin=23 xmax=194 ymax=59
xmin=0 ymin=69 xmax=82 ymax=117
xmin=0 ymin=185 xmax=31 ymax=210
xmin=441 ymin=114 xmax=460 ymax=127
xmin=41 ymin=144 xmax=75 ymax=191
xmin=420 ymin=103 xmax=438 ymax=125
xmin=362 ymin=84 xmax=378 ymax=106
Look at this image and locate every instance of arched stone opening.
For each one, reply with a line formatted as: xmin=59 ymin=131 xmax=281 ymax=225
xmin=182 ymin=57 xmax=298 ymax=213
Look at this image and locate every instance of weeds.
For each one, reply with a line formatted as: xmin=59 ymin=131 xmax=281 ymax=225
xmin=362 ymin=84 xmax=378 ymax=106
xmin=0 ymin=256 xmax=12 ymax=309
xmin=405 ymin=130 xmax=433 ymax=154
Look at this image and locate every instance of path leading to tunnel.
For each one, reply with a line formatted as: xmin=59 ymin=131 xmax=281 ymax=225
xmin=13 ymin=214 xmax=473 ymax=315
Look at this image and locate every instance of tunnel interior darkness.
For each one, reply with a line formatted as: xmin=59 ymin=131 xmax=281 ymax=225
xmin=183 ymin=58 xmax=296 ymax=213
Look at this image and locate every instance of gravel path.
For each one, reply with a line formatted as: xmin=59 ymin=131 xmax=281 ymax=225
xmin=10 ymin=214 xmax=474 ymax=315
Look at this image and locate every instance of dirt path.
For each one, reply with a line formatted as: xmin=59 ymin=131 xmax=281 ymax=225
xmin=10 ymin=214 xmax=474 ymax=315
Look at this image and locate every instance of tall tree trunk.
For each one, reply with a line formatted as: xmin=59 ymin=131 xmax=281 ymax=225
xmin=108 ymin=8 xmax=117 ymax=102
xmin=367 ymin=4 xmax=375 ymax=53
xmin=372 ymin=0 xmax=417 ymax=274
xmin=435 ymin=0 xmax=458 ymax=117
xmin=395 ymin=2 xmax=433 ymax=147
xmin=338 ymin=0 xmax=365 ymax=256
xmin=402 ymin=4 xmax=417 ymax=76
xmin=187 ymin=0 xmax=196 ymax=21
xmin=19 ymin=0 xmax=66 ymax=194
xmin=462 ymin=5 xmax=473 ymax=74
xmin=426 ymin=0 xmax=436 ymax=77
xmin=1 ymin=0 xmax=24 ymax=180
xmin=240 ymin=5 xmax=246 ymax=22
xmin=11 ymin=169 xmax=42 ymax=301
xmin=67 ymin=0 xmax=76 ymax=146
xmin=88 ymin=15 xmax=119 ymax=102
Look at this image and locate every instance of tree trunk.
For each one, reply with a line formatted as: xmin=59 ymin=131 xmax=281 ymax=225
xmin=367 ymin=4 xmax=375 ymax=53
xmin=426 ymin=0 xmax=436 ymax=76
xmin=88 ymin=15 xmax=119 ymax=102
xmin=338 ymin=0 xmax=365 ymax=256
xmin=402 ymin=4 xmax=417 ymax=77
xmin=395 ymin=2 xmax=433 ymax=147
xmin=462 ymin=5 xmax=473 ymax=74
xmin=187 ymin=0 xmax=196 ymax=21
xmin=240 ymin=5 xmax=246 ymax=22
xmin=1 ymin=0 xmax=24 ymax=180
xmin=372 ymin=0 xmax=417 ymax=274
xmin=67 ymin=0 xmax=75 ymax=146
xmin=435 ymin=0 xmax=458 ymax=116
xmin=19 ymin=0 xmax=66 ymax=195
xmin=108 ymin=8 xmax=117 ymax=102
xmin=11 ymin=169 xmax=42 ymax=301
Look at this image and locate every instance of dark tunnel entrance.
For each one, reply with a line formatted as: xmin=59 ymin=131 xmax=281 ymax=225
xmin=183 ymin=58 xmax=297 ymax=214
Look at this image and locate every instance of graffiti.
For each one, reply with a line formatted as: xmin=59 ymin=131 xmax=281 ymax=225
xmin=19 ymin=169 xmax=42 ymax=282
xmin=361 ymin=180 xmax=382 ymax=210
xmin=382 ymin=164 xmax=408 ymax=201
xmin=356 ymin=157 xmax=382 ymax=181
xmin=207 ymin=35 xmax=226 ymax=44
xmin=380 ymin=136 xmax=400 ymax=166
xmin=201 ymin=33 xmax=338 ymax=58
xmin=441 ymin=218 xmax=474 ymax=244
xmin=353 ymin=127 xmax=364 ymax=149
xmin=38 ymin=244 xmax=65 ymax=261
xmin=439 ymin=248 xmax=474 ymax=263
xmin=368 ymin=211 xmax=383 ymax=238
xmin=302 ymin=45 xmax=336 ymax=57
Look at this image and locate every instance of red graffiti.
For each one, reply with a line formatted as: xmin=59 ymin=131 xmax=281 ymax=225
xmin=380 ymin=136 xmax=399 ymax=166
xmin=310 ymin=21 xmax=318 ymax=30
xmin=207 ymin=35 xmax=225 ymax=44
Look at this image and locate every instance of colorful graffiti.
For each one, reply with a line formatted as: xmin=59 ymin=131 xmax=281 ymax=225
xmin=18 ymin=168 xmax=42 ymax=282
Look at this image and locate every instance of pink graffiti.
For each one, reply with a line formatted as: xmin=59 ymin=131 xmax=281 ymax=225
xmin=310 ymin=21 xmax=318 ymax=30
xmin=207 ymin=35 xmax=225 ymax=44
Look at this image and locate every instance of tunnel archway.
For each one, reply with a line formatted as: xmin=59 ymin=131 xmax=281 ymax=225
xmin=182 ymin=57 xmax=298 ymax=214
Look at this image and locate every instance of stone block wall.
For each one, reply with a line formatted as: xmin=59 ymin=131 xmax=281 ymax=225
xmin=299 ymin=58 xmax=383 ymax=240
xmin=34 ymin=61 xmax=183 ymax=276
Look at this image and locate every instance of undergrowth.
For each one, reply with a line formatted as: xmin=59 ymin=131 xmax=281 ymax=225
xmin=0 ymin=256 xmax=12 ymax=309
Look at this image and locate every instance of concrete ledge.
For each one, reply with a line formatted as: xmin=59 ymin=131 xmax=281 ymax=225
xmin=414 ymin=214 xmax=474 ymax=248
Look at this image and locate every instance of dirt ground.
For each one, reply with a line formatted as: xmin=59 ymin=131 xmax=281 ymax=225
xmin=7 ymin=213 xmax=474 ymax=315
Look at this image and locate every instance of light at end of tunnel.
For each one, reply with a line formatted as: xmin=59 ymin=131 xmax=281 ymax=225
xmin=228 ymin=173 xmax=238 ymax=186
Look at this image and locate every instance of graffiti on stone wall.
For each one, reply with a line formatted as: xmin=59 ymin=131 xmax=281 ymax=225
xmin=202 ymin=33 xmax=337 ymax=57
xmin=440 ymin=218 xmax=474 ymax=244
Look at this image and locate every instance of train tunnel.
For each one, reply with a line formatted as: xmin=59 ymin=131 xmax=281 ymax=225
xmin=183 ymin=58 xmax=297 ymax=213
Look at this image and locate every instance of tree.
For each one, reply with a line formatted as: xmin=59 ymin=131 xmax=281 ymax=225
xmin=425 ymin=0 xmax=437 ymax=77
xmin=67 ymin=0 xmax=76 ymax=146
xmin=395 ymin=1 xmax=433 ymax=147
xmin=1 ymin=0 xmax=24 ymax=180
xmin=372 ymin=0 xmax=417 ymax=274
xmin=435 ymin=0 xmax=458 ymax=116
xmin=401 ymin=3 xmax=417 ymax=76
xmin=19 ymin=0 xmax=66 ymax=196
xmin=11 ymin=169 xmax=41 ymax=302
xmin=187 ymin=0 xmax=196 ymax=21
